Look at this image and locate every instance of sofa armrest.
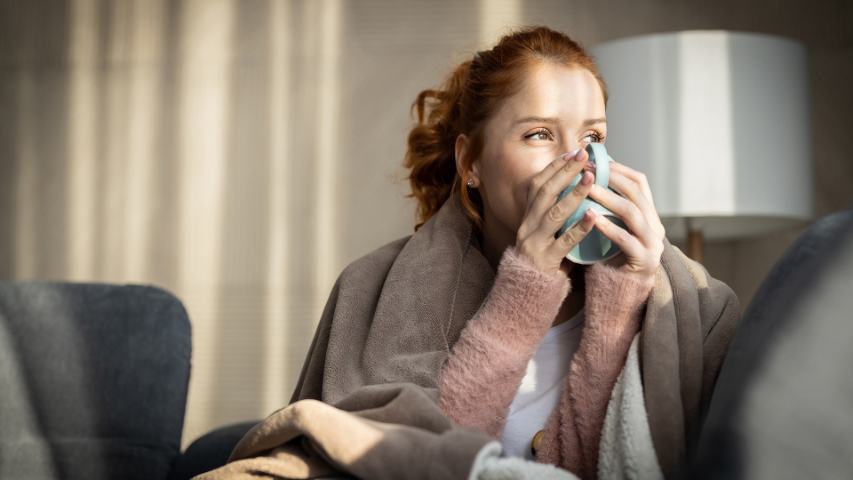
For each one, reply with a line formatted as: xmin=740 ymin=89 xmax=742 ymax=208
xmin=169 ymin=421 xmax=259 ymax=480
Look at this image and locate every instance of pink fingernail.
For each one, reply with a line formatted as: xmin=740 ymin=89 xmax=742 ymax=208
xmin=563 ymin=148 xmax=580 ymax=160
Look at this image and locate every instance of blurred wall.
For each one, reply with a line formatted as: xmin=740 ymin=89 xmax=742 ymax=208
xmin=1 ymin=0 xmax=851 ymax=448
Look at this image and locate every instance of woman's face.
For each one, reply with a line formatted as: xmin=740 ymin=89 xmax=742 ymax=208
xmin=462 ymin=62 xmax=607 ymax=243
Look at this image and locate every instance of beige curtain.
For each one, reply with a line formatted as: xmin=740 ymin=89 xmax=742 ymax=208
xmin=0 ymin=0 xmax=527 ymax=447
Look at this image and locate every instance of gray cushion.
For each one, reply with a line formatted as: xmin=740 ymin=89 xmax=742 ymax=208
xmin=0 ymin=282 xmax=191 ymax=480
xmin=690 ymin=209 xmax=853 ymax=479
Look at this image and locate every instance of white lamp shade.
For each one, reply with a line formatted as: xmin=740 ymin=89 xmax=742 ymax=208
xmin=590 ymin=30 xmax=813 ymax=240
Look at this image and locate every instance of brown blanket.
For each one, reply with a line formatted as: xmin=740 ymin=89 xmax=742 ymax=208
xmin=196 ymin=383 xmax=496 ymax=479
xmin=198 ymin=194 xmax=740 ymax=479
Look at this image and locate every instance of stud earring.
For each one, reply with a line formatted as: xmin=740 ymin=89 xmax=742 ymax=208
xmin=466 ymin=179 xmax=475 ymax=187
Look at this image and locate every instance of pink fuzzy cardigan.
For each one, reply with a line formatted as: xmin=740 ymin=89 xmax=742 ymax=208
xmin=437 ymin=245 xmax=655 ymax=479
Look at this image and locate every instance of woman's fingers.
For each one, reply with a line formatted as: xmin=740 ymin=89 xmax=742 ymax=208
xmin=551 ymin=208 xmax=597 ymax=256
xmin=588 ymin=182 xmax=655 ymax=247
xmin=525 ymin=149 xmax=580 ymax=209
xmin=514 ymin=148 xmax=598 ymax=276
xmin=528 ymin=148 xmax=587 ymax=217
xmin=609 ymin=160 xmax=656 ymax=206
xmin=601 ymin=169 xmax=666 ymax=242
xmin=518 ymin=148 xmax=588 ymax=240
xmin=587 ymin=209 xmax=648 ymax=268
xmin=537 ymin=170 xmax=594 ymax=241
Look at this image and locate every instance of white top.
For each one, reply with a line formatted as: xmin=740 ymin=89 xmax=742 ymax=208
xmin=499 ymin=307 xmax=586 ymax=460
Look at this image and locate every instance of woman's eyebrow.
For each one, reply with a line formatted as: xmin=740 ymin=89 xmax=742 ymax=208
xmin=513 ymin=116 xmax=606 ymax=126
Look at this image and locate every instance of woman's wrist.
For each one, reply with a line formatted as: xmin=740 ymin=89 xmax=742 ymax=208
xmin=477 ymin=245 xmax=571 ymax=350
xmin=583 ymin=262 xmax=654 ymax=336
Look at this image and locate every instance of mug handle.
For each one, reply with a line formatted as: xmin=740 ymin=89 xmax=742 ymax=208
xmin=586 ymin=142 xmax=610 ymax=189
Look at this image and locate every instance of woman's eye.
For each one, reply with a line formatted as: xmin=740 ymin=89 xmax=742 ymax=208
xmin=526 ymin=129 xmax=605 ymax=143
xmin=525 ymin=128 xmax=553 ymax=141
xmin=583 ymin=132 xmax=605 ymax=144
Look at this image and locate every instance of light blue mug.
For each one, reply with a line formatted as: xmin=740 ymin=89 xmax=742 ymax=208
xmin=555 ymin=143 xmax=627 ymax=264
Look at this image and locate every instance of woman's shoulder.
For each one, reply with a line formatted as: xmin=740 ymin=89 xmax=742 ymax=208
xmin=338 ymin=234 xmax=413 ymax=283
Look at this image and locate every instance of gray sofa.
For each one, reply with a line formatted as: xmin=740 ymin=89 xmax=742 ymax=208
xmin=0 ymin=283 xmax=191 ymax=479
xmin=688 ymin=208 xmax=853 ymax=479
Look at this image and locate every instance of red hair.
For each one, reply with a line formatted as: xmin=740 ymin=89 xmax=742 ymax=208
xmin=402 ymin=25 xmax=609 ymax=233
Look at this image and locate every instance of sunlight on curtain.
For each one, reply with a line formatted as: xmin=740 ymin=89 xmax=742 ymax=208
xmin=101 ymin=1 xmax=132 ymax=280
xmin=176 ymin=0 xmax=234 ymax=445
xmin=124 ymin=0 xmax=165 ymax=280
xmin=312 ymin=0 xmax=343 ymax=322
xmin=67 ymin=0 xmax=98 ymax=281
xmin=263 ymin=0 xmax=293 ymax=415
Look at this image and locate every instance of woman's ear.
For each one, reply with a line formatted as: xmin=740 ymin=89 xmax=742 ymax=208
xmin=455 ymin=133 xmax=480 ymax=186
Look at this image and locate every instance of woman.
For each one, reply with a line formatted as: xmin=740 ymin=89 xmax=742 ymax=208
xmin=286 ymin=25 xmax=741 ymax=479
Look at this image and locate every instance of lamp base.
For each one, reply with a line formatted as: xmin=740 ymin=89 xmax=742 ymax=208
xmin=687 ymin=226 xmax=705 ymax=263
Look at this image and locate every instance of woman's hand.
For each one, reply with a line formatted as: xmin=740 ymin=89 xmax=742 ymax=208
xmin=514 ymin=148 xmax=598 ymax=277
xmin=586 ymin=159 xmax=666 ymax=281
